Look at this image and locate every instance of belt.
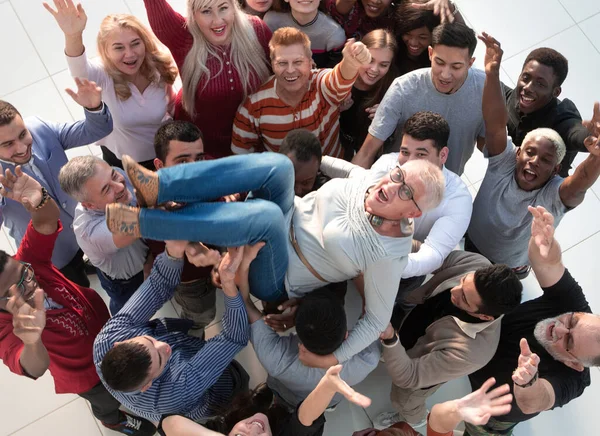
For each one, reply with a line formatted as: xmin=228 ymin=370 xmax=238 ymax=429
xmin=289 ymin=223 xmax=327 ymax=283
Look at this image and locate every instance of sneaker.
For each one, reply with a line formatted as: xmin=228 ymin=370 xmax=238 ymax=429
xmin=102 ymin=411 xmax=156 ymax=436
xmin=373 ymin=411 xmax=402 ymax=430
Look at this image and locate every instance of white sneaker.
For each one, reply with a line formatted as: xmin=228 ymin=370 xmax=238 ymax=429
xmin=373 ymin=411 xmax=402 ymax=430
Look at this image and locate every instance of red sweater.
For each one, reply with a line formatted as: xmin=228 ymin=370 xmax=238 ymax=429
xmin=144 ymin=0 xmax=272 ymax=158
xmin=0 ymin=222 xmax=110 ymax=394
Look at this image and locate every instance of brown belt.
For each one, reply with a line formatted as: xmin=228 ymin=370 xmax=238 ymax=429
xmin=289 ymin=223 xmax=327 ymax=282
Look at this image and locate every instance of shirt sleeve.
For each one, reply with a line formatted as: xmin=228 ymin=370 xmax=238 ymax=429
xmin=327 ymin=22 xmax=347 ymax=52
xmin=250 ymin=319 xmax=295 ymax=378
xmin=371 ymin=153 xmax=398 ymax=174
xmin=77 ymin=218 xmax=120 ymax=257
xmin=368 ymin=78 xmax=403 ymax=141
xmin=178 ymin=293 xmax=249 ymax=399
xmin=545 ymin=368 xmax=591 ymax=410
xmin=93 ymin=253 xmax=183 ymax=363
xmin=402 ymin=191 xmax=473 ymax=278
xmin=44 ymin=105 xmax=113 ymax=151
xmin=0 ymin=323 xmax=26 ymax=377
xmin=142 ymin=0 xmax=191 ymax=61
xmin=334 ymin=257 xmax=404 ymax=362
xmin=318 ymin=64 xmax=356 ymax=107
xmin=231 ymin=96 xmax=261 ymax=154
xmin=485 ymin=137 xmax=517 ymax=174
xmin=320 ymin=156 xmax=366 ymax=179
xmin=65 ymin=50 xmax=108 ymax=87
xmin=249 ymin=15 xmax=272 ymax=60
xmin=286 ymin=403 xmax=326 ymax=436
xmin=553 ymin=99 xmax=589 ymax=153
xmin=540 ymin=269 xmax=591 ymax=311
xmin=541 ymin=176 xmax=569 ymax=215
xmin=16 ymin=220 xmax=61 ymax=266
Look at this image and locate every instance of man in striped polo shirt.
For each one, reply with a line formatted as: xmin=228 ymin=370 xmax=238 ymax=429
xmin=231 ymin=27 xmax=371 ymax=158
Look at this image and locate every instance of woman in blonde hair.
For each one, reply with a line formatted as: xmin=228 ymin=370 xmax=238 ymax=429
xmin=45 ymin=0 xmax=178 ymax=169
xmin=143 ymin=0 xmax=271 ymax=158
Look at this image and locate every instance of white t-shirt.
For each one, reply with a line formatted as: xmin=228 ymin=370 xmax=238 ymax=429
xmin=369 ymin=68 xmax=486 ymax=175
xmin=371 ymin=153 xmax=472 ymax=277
xmin=66 ymin=51 xmax=176 ymax=161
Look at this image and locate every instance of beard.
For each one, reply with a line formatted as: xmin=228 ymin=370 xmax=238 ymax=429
xmin=533 ymin=318 xmax=563 ymax=361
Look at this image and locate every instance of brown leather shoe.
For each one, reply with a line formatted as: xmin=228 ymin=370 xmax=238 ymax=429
xmin=106 ymin=204 xmax=142 ymax=238
xmin=122 ymin=154 xmax=158 ymax=207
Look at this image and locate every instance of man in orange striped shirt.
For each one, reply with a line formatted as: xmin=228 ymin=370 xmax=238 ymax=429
xmin=231 ymin=27 xmax=371 ymax=158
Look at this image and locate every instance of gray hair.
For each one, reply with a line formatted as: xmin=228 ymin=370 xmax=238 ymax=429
xmin=58 ymin=155 xmax=103 ymax=202
xmin=402 ymin=159 xmax=445 ymax=212
xmin=523 ymin=127 xmax=566 ymax=164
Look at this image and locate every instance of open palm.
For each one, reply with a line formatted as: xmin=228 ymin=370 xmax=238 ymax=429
xmin=0 ymin=167 xmax=42 ymax=210
xmin=456 ymin=378 xmax=512 ymax=425
xmin=44 ymin=0 xmax=87 ymax=35
xmin=478 ymin=32 xmax=503 ymax=74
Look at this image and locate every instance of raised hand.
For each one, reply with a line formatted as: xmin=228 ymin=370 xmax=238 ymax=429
xmin=411 ymin=0 xmax=456 ymax=23
xmin=477 ymin=32 xmax=503 ymax=74
xmin=528 ymin=205 xmax=555 ymax=259
xmin=0 ymin=167 xmax=43 ymax=212
xmin=185 ymin=242 xmax=222 ymax=267
xmin=512 ymin=338 xmax=540 ymax=387
xmin=454 ymin=377 xmax=512 ymax=425
xmin=7 ymin=287 xmax=46 ymax=345
xmin=218 ymin=246 xmax=245 ymax=285
xmin=321 ymin=364 xmax=372 ymax=408
xmin=43 ymin=0 xmax=87 ymax=36
xmin=66 ymin=77 xmax=102 ymax=110
xmin=582 ymin=102 xmax=600 ymax=156
xmin=342 ymin=39 xmax=372 ymax=69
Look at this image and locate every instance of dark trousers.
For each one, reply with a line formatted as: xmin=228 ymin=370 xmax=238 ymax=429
xmin=390 ymin=275 xmax=426 ymax=330
xmin=101 ymin=146 xmax=155 ymax=171
xmin=59 ymin=249 xmax=90 ymax=288
xmin=174 ymin=278 xmax=217 ymax=335
xmin=78 ymin=382 xmax=121 ymax=425
xmin=96 ymin=269 xmax=144 ymax=315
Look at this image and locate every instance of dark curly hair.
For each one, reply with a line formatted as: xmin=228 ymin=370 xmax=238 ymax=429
xmin=474 ymin=264 xmax=523 ymax=318
xmin=523 ymin=47 xmax=569 ymax=87
xmin=402 ymin=111 xmax=450 ymax=151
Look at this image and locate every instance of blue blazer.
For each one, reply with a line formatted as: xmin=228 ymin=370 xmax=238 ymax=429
xmin=0 ymin=105 xmax=113 ymax=268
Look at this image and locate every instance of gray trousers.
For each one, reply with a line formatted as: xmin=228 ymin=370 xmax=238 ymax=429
xmin=174 ymin=277 xmax=217 ymax=336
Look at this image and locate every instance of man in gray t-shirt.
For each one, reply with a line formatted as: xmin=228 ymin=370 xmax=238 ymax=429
xmin=243 ymin=284 xmax=380 ymax=409
xmin=467 ymin=34 xmax=600 ymax=271
xmin=353 ymin=22 xmax=485 ymax=175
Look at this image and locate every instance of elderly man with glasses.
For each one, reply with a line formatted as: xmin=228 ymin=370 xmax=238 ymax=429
xmin=464 ymin=206 xmax=599 ymax=436
xmin=0 ymin=167 xmax=155 ymax=436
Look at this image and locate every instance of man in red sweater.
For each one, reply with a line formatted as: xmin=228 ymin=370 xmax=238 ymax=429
xmin=0 ymin=166 xmax=154 ymax=436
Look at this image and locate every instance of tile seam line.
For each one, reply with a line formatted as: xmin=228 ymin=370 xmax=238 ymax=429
xmin=8 ymin=1 xmax=53 ymax=79
xmin=561 ymin=228 xmax=600 ymax=254
xmin=6 ymin=396 xmax=80 ymax=436
xmin=497 ymin=23 xmax=579 ymax=62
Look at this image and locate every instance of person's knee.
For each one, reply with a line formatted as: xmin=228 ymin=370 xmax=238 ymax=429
xmin=244 ymin=200 xmax=286 ymax=241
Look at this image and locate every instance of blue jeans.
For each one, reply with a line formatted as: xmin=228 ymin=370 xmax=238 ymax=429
xmin=138 ymin=153 xmax=294 ymax=301
xmin=96 ymin=269 xmax=144 ymax=315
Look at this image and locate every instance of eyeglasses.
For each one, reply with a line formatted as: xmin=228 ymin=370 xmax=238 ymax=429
xmin=564 ymin=312 xmax=575 ymax=353
xmin=0 ymin=262 xmax=35 ymax=302
xmin=389 ymin=166 xmax=421 ymax=212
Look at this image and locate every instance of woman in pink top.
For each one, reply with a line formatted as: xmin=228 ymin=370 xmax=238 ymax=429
xmin=143 ymin=0 xmax=272 ymax=158
xmin=45 ymin=0 xmax=178 ymax=169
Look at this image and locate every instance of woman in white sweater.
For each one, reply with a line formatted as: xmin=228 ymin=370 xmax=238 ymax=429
xmin=45 ymin=0 xmax=177 ymax=169
xmin=105 ymin=152 xmax=445 ymax=364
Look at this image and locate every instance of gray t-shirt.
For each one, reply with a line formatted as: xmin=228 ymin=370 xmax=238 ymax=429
xmin=467 ymin=138 xmax=567 ymax=268
xmin=369 ymin=68 xmax=486 ymax=175
xmin=250 ymin=319 xmax=380 ymax=408
xmin=263 ymin=11 xmax=346 ymax=53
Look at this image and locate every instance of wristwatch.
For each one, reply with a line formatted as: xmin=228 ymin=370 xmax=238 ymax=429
xmin=380 ymin=333 xmax=399 ymax=348
xmin=514 ymin=370 xmax=539 ymax=388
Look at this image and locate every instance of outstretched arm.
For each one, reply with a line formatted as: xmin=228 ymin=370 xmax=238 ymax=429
xmin=527 ymin=206 xmax=564 ymax=288
xmin=478 ymin=32 xmax=508 ymax=157
xmin=44 ymin=0 xmax=86 ymax=57
xmin=0 ymin=167 xmax=59 ymax=235
xmin=559 ymin=102 xmax=600 ymax=208
xmin=298 ymin=364 xmax=371 ymax=426
xmin=429 ymin=377 xmax=512 ymax=433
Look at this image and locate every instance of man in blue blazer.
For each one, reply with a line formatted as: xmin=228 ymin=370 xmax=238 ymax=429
xmin=0 ymin=78 xmax=113 ymax=286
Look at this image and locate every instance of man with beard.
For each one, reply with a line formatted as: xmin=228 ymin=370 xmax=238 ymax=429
xmin=464 ymin=205 xmax=598 ymax=435
xmin=504 ymin=48 xmax=590 ymax=177
xmin=0 ymin=79 xmax=113 ymax=287
xmin=465 ymin=34 xmax=600 ymax=277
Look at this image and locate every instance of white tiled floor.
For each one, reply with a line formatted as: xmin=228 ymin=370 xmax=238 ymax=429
xmin=1 ymin=0 xmax=599 ymax=434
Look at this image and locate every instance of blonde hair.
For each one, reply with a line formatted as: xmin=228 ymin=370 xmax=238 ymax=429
xmin=523 ymin=127 xmax=566 ymax=164
xmin=181 ymin=0 xmax=271 ymax=118
xmin=269 ymin=27 xmax=312 ymax=61
xmin=97 ymin=14 xmax=178 ymax=101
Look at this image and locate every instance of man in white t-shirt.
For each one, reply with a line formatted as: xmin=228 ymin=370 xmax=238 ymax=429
xmin=467 ymin=34 xmax=600 ymax=276
xmin=353 ymin=22 xmax=485 ymax=175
